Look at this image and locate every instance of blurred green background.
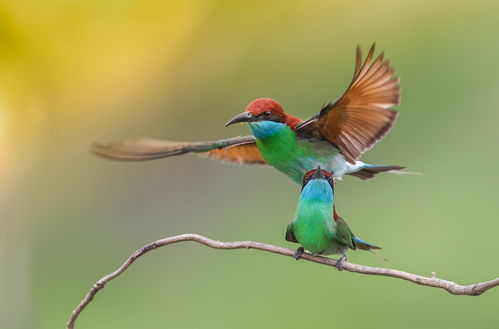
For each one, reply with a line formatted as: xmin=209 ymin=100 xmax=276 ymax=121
xmin=1 ymin=0 xmax=499 ymax=328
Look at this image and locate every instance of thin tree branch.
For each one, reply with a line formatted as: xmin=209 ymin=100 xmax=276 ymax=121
xmin=66 ymin=233 xmax=499 ymax=329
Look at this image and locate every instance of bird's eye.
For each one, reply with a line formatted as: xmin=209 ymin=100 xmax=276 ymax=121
xmin=263 ymin=111 xmax=271 ymax=117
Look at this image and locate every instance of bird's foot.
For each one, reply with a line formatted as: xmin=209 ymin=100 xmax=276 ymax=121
xmin=335 ymin=255 xmax=348 ymax=271
xmin=294 ymin=247 xmax=304 ymax=260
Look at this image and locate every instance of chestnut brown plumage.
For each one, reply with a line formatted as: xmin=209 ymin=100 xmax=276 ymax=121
xmin=296 ymin=44 xmax=400 ymax=163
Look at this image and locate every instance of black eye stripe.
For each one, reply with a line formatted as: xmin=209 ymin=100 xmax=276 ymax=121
xmin=257 ymin=111 xmax=283 ymax=123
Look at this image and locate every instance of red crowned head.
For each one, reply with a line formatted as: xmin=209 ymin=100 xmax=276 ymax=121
xmin=245 ymin=98 xmax=285 ymax=117
xmin=225 ymin=98 xmax=301 ymax=128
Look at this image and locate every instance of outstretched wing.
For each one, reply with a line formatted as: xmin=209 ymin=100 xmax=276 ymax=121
xmin=92 ymin=135 xmax=268 ymax=166
xmin=296 ymin=44 xmax=400 ymax=163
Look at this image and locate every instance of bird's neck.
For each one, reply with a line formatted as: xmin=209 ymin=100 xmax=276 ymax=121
xmin=300 ymin=180 xmax=334 ymax=204
xmin=300 ymin=182 xmax=341 ymax=223
xmin=284 ymin=114 xmax=301 ymax=129
xmin=296 ymin=181 xmax=335 ymax=229
xmin=248 ymin=113 xmax=301 ymax=139
xmin=249 ymin=121 xmax=291 ymax=139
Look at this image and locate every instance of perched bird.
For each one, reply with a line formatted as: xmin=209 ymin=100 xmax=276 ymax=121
xmin=285 ymin=166 xmax=381 ymax=270
xmin=93 ymin=44 xmax=404 ymax=183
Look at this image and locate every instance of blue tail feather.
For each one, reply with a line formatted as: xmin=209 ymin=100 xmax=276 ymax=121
xmin=353 ymin=236 xmax=381 ymax=250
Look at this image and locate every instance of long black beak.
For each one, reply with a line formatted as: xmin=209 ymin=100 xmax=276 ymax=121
xmin=312 ymin=166 xmax=325 ymax=180
xmin=225 ymin=112 xmax=253 ymax=127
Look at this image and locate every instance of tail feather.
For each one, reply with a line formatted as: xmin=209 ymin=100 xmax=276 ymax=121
xmin=348 ymin=164 xmax=420 ymax=180
xmin=353 ymin=236 xmax=381 ymax=251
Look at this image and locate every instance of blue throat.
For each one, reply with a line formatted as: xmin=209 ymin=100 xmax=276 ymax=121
xmin=249 ymin=121 xmax=287 ymax=139
xmin=300 ymin=179 xmax=334 ymax=203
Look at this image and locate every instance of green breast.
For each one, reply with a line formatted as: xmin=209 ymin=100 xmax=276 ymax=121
xmin=292 ymin=200 xmax=336 ymax=254
xmin=254 ymin=126 xmax=307 ymax=183
xmin=251 ymin=123 xmax=339 ymax=184
xmin=256 ymin=128 xmax=301 ymax=164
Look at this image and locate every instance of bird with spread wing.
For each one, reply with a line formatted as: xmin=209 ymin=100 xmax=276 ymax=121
xmin=93 ymin=44 xmax=405 ymax=184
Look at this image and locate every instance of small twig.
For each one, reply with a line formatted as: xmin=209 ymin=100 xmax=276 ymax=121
xmin=66 ymin=233 xmax=499 ymax=329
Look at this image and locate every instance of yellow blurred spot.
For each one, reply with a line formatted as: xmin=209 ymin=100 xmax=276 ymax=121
xmin=0 ymin=110 xmax=4 ymax=141
xmin=0 ymin=107 xmax=7 ymax=176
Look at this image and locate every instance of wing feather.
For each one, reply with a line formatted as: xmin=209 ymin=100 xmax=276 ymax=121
xmin=92 ymin=136 xmax=267 ymax=166
xmin=201 ymin=142 xmax=267 ymax=165
xmin=296 ymin=44 xmax=400 ymax=163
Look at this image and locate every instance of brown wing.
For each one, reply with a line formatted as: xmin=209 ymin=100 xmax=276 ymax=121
xmin=201 ymin=143 xmax=266 ymax=165
xmin=296 ymin=44 xmax=400 ymax=163
xmin=92 ymin=135 xmax=267 ymax=166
